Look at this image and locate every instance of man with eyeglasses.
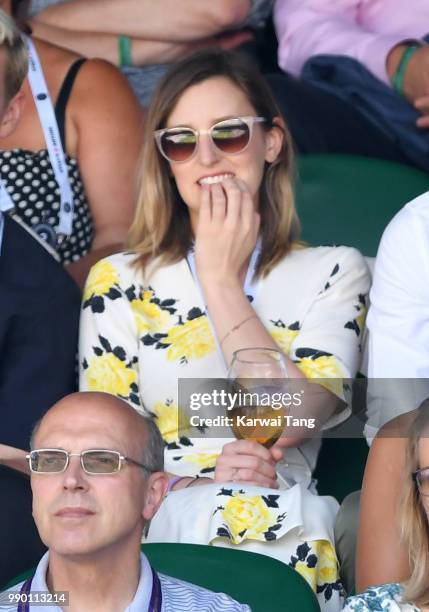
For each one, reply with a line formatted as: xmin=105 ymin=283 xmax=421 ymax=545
xmin=0 ymin=392 xmax=250 ymax=611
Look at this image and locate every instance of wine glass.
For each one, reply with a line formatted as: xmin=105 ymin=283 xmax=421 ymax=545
xmin=226 ymin=347 xmax=289 ymax=449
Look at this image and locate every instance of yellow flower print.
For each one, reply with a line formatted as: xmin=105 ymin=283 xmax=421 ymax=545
xmin=271 ymin=328 xmax=299 ymax=354
xmin=356 ymin=309 xmax=367 ymax=335
xmin=83 ymin=260 xmax=119 ymax=301
xmin=221 ymin=494 xmax=272 ymax=544
xmin=294 ymin=561 xmax=317 ymax=591
xmin=131 ymin=291 xmax=172 ymax=334
xmin=153 ymin=401 xmax=189 ymax=444
xmin=165 ymin=316 xmax=216 ymax=362
xmin=182 ymin=453 xmax=219 ymax=472
xmin=85 ymin=353 xmax=137 ymax=396
xmin=314 ymin=541 xmax=339 ymax=586
xmin=296 ymin=354 xmax=347 ymax=398
xmin=270 ymin=320 xmax=300 ymax=355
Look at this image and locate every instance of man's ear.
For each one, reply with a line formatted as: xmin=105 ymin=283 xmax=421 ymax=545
xmin=142 ymin=472 xmax=169 ymax=521
xmin=264 ymin=116 xmax=285 ymax=163
xmin=0 ymin=89 xmax=25 ymax=138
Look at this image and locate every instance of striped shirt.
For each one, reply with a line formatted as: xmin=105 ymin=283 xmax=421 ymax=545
xmin=0 ymin=551 xmax=251 ymax=611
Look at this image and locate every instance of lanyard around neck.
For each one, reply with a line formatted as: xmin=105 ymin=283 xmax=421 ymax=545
xmin=17 ymin=566 xmax=163 ymax=612
xmin=0 ymin=37 xmax=74 ymax=240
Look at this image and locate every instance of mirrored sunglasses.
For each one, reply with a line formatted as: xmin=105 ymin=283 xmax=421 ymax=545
xmin=155 ymin=116 xmax=266 ymax=163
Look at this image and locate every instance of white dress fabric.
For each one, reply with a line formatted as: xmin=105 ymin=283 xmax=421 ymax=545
xmin=79 ymin=244 xmax=370 ymax=612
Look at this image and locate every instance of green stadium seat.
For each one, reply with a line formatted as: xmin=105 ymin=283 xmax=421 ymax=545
xmin=5 ymin=543 xmax=321 ymax=612
xmin=296 ymin=154 xmax=429 ymax=256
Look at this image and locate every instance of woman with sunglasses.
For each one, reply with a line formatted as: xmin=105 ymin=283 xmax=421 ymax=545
xmin=344 ymin=402 xmax=429 ymax=611
xmin=79 ymin=48 xmax=369 ymax=611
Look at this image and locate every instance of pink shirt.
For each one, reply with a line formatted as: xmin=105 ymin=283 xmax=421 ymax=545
xmin=274 ymin=0 xmax=429 ymax=84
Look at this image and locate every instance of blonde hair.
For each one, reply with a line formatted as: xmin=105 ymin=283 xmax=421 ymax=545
xmin=401 ymin=400 xmax=429 ymax=607
xmin=128 ymin=48 xmax=300 ymax=279
xmin=0 ymin=8 xmax=27 ymax=104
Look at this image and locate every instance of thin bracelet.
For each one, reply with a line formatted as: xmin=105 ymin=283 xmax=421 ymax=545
xmin=118 ymin=34 xmax=132 ymax=67
xmin=220 ymin=314 xmax=258 ymax=347
xmin=391 ymin=44 xmax=420 ymax=95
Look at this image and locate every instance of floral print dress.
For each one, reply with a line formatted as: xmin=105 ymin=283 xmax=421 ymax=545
xmin=344 ymin=583 xmax=420 ymax=611
xmin=79 ymin=244 xmax=370 ymax=612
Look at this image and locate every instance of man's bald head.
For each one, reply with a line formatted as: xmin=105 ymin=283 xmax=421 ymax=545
xmin=29 ymin=392 xmax=168 ymax=560
xmin=31 ymin=392 xmax=164 ymax=474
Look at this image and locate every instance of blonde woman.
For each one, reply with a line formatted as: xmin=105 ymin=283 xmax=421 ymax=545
xmin=345 ymin=402 xmax=429 ymax=611
xmin=79 ymin=49 xmax=370 ymax=611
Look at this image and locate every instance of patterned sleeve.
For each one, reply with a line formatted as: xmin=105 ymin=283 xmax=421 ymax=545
xmin=343 ymin=583 xmax=410 ymax=611
xmin=291 ymin=248 xmax=369 ymax=377
xmin=281 ymin=247 xmax=370 ymax=424
xmin=79 ymin=257 xmax=143 ymax=411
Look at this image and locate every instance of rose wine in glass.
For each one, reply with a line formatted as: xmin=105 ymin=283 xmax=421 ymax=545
xmin=227 ymin=348 xmax=289 ymax=448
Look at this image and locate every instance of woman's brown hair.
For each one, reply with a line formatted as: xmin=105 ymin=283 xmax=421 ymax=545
xmin=128 ymin=48 xmax=300 ymax=279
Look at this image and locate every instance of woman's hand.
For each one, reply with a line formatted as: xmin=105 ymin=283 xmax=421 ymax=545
xmin=195 ymin=178 xmax=260 ymax=289
xmin=214 ymin=439 xmax=284 ymax=489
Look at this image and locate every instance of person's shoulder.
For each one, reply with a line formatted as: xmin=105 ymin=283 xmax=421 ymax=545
xmin=278 ymin=244 xmax=368 ymax=275
xmin=0 ymin=581 xmax=25 ymax=612
xmin=83 ymin=251 xmax=140 ymax=295
xmin=159 ymin=573 xmax=251 ymax=611
xmin=381 ymin=190 xmax=429 ymax=247
xmin=90 ymin=251 xmax=137 ymax=274
xmin=344 ymin=583 xmax=416 ymax=611
xmin=69 ymin=57 xmax=142 ymax=111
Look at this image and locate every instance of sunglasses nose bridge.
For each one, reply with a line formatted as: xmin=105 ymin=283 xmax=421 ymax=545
xmin=197 ymin=128 xmax=220 ymax=164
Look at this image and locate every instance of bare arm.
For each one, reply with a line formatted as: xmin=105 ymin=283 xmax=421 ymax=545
xmin=195 ymin=179 xmax=344 ymax=445
xmin=64 ymin=59 xmax=144 ymax=288
xmin=33 ymin=0 xmax=251 ymax=41
xmin=0 ymin=444 xmax=30 ymax=475
xmin=30 ymin=20 xmax=253 ymax=68
xmin=356 ymin=413 xmax=415 ymax=592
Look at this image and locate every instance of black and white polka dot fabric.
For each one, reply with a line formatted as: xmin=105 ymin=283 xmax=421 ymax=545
xmin=0 ymin=149 xmax=94 ymax=264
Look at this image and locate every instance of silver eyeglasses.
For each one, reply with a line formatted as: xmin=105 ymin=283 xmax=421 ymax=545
xmin=26 ymin=449 xmax=153 ymax=475
xmin=155 ymin=116 xmax=266 ymax=163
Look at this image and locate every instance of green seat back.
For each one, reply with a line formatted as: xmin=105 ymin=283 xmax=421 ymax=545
xmin=295 ymin=154 xmax=429 ymax=256
xmin=143 ymin=542 xmax=320 ymax=611
xmin=5 ymin=543 xmax=320 ymax=612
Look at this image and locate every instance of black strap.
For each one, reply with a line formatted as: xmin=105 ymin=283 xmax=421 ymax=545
xmin=54 ymin=58 xmax=86 ymax=150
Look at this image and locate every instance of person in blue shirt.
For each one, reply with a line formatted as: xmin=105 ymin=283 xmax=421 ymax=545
xmin=1 ymin=392 xmax=250 ymax=612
